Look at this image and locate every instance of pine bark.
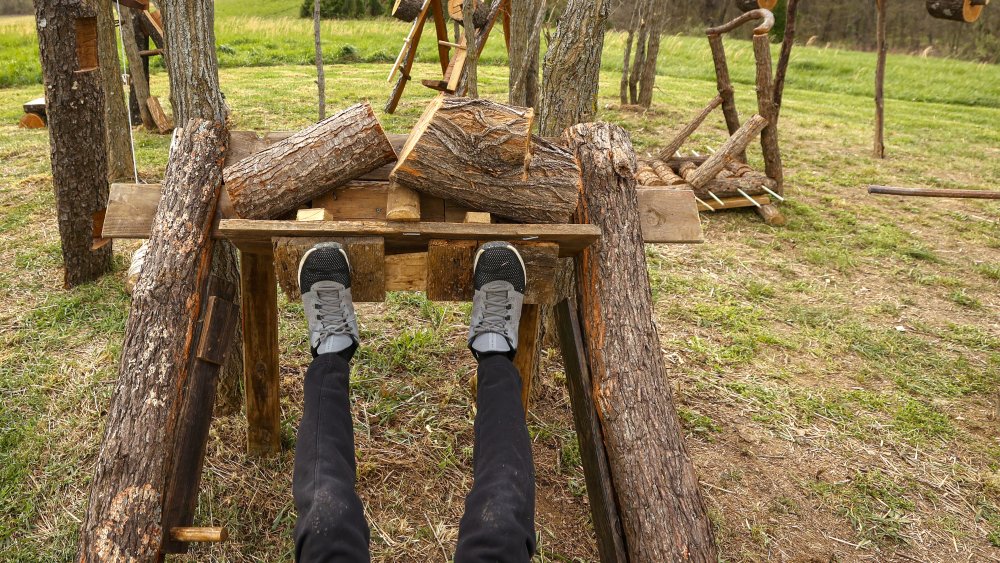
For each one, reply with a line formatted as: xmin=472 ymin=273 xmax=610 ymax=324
xmin=34 ymin=0 xmax=114 ymax=287
xmin=225 ymin=103 xmax=396 ymax=220
xmin=565 ymin=122 xmax=717 ymax=562
xmin=96 ymin=0 xmax=134 ymax=181
xmin=76 ymin=118 xmax=227 ymax=561
xmin=160 ymin=0 xmax=226 ymax=124
xmin=390 ymin=97 xmax=580 ymax=224
xmin=537 ymin=0 xmax=610 ymax=136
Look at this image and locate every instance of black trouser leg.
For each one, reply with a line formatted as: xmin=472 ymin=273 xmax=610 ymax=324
xmin=293 ymin=353 xmax=371 ymax=563
xmin=454 ymin=354 xmax=536 ymax=563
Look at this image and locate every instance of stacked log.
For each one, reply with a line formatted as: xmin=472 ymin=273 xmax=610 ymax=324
xmin=391 ymin=96 xmax=581 ymax=224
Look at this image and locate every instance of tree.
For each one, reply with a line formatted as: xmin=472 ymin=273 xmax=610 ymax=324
xmin=508 ymin=0 xmax=545 ymax=109
xmin=96 ymin=0 xmax=135 ymax=181
xmin=159 ymin=0 xmax=244 ymax=413
xmin=537 ymin=0 xmax=611 ymax=136
xmin=620 ymin=0 xmax=666 ymax=108
xmin=462 ymin=0 xmax=479 ymax=98
xmin=33 ymin=0 xmax=114 ymax=287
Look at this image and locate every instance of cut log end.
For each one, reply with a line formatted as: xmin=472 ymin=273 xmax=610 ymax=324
xmin=926 ymin=0 xmax=985 ymax=22
xmin=392 ymin=0 xmax=424 ymax=21
xmin=736 ymin=0 xmax=778 ymax=11
xmin=18 ymin=113 xmax=46 ymax=129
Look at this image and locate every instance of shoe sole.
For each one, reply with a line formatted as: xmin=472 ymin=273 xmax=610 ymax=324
xmin=298 ymin=243 xmax=351 ymax=294
xmin=473 ymin=242 xmax=526 ymax=280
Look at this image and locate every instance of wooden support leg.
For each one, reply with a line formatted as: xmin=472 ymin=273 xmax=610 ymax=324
xmin=554 ymin=299 xmax=628 ymax=562
xmin=513 ymin=303 xmax=541 ymax=414
xmin=241 ymin=248 xmax=281 ymax=456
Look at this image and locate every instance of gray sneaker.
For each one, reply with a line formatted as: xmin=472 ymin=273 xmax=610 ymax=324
xmin=298 ymin=242 xmax=359 ymax=358
xmin=468 ymin=241 xmax=526 ymax=359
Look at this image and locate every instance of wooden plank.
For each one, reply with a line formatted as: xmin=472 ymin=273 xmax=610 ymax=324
xmin=296 ymin=208 xmax=332 ymax=221
xmin=241 ymin=250 xmax=281 ymax=456
xmin=637 ymin=188 xmax=703 ymax=243
xmin=169 ymin=527 xmax=228 ymax=543
xmin=699 ymin=194 xmax=771 ymax=212
xmin=272 ymin=237 xmax=386 ymax=302
xmin=23 ymin=97 xmax=46 ymax=115
xmin=195 ymin=297 xmax=240 ymax=366
xmin=554 ymin=299 xmax=629 ymax=562
xmin=104 ymin=184 xmax=702 ymax=245
xmin=385 ymin=252 xmax=427 ymax=291
xmin=426 ymin=239 xmax=477 ymax=301
xmin=75 ymin=16 xmax=98 ymax=71
xmin=513 ymin=303 xmax=541 ymax=414
xmin=220 ymin=220 xmax=600 ymax=258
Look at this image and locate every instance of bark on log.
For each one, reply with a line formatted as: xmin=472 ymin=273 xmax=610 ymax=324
xmin=926 ymin=0 xmax=985 ymax=22
xmin=390 ymin=96 xmax=581 ymax=224
xmin=160 ymin=0 xmax=226 ymax=124
xmin=686 ymin=114 xmax=768 ymax=189
xmin=707 ymin=34 xmax=744 ymax=162
xmin=565 ymin=122 xmax=717 ymax=561
xmin=77 ymin=118 xmax=227 ymax=561
xmin=657 ymin=96 xmax=722 ymax=160
xmin=34 ymin=0 xmax=113 ymax=287
xmin=650 ymin=159 xmax=684 ymax=185
xmin=392 ymin=0 xmax=424 ymax=22
xmin=225 ymin=103 xmax=396 ymax=220
xmin=635 ymin=162 xmax=662 ymax=186
xmin=508 ymin=0 xmax=543 ymax=109
xmin=448 ymin=0 xmax=489 ymax=27
xmin=753 ymin=32 xmax=783 ymax=192
xmin=96 ymin=0 xmax=134 ymax=181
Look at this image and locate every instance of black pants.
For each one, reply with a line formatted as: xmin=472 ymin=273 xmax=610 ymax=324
xmin=293 ymin=353 xmax=536 ymax=562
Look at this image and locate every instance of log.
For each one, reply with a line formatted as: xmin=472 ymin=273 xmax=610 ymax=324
xmin=448 ymin=0 xmax=489 ymax=27
xmin=752 ymin=32 xmax=783 ymax=192
xmin=391 ymin=96 xmax=580 ymax=224
xmin=650 ymin=159 xmax=684 ymax=185
xmin=147 ymin=96 xmax=174 ymax=134
xmin=755 ymin=203 xmax=786 ymax=226
xmin=19 ymin=113 xmax=45 ymax=128
xmin=657 ymin=96 xmax=723 ymax=160
xmin=706 ymin=34 xmax=743 ymax=161
xmin=564 ymin=122 xmax=717 ymax=561
xmin=169 ymin=527 xmax=228 ymax=543
xmin=225 ymin=103 xmax=397 ymax=220
xmin=685 ymin=114 xmax=768 ymax=189
xmin=392 ymin=0 xmax=424 ymax=22
xmin=691 ymin=175 xmax=775 ymax=200
xmin=926 ymin=0 xmax=986 ymax=22
xmin=874 ymin=0 xmax=887 ymax=158
xmin=635 ymin=162 xmax=662 ymax=186
xmin=77 ymin=119 xmax=227 ymax=561
xmin=736 ymin=0 xmax=777 ymax=11
xmin=868 ymin=185 xmax=1000 ymax=199
xmin=386 ymin=180 xmax=421 ymax=221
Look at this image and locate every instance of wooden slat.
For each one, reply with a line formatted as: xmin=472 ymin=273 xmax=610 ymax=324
xmin=513 ymin=303 xmax=541 ymax=414
xmin=241 ymin=250 xmax=280 ymax=456
xmin=554 ymin=299 xmax=629 ymax=562
xmin=637 ymin=188 xmax=703 ymax=243
xmin=698 ymin=194 xmax=771 ymax=212
xmin=169 ymin=527 xmax=228 ymax=543
xmin=311 ymin=181 xmax=390 ymax=220
xmin=272 ymin=237 xmax=386 ymax=301
xmin=219 ymin=220 xmax=600 ymax=257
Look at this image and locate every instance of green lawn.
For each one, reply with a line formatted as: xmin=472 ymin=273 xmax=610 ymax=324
xmin=2 ymin=5 xmax=1000 ymax=562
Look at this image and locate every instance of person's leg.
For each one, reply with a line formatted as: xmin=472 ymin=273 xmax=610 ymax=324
xmin=293 ymin=242 xmax=369 ymax=562
xmin=293 ymin=352 xmax=370 ymax=562
xmin=455 ymin=242 xmax=536 ymax=562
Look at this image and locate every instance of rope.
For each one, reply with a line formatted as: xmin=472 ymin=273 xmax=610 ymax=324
xmin=113 ymin=0 xmax=140 ymax=183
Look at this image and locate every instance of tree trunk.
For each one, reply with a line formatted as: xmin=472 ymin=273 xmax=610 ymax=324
xmin=122 ymin=8 xmax=155 ymax=130
xmin=34 ymin=0 xmax=114 ymax=288
xmin=160 ymin=0 xmax=243 ymax=413
xmin=462 ymin=0 xmax=479 ymax=97
xmin=752 ymin=31 xmax=783 ymax=192
xmin=565 ymin=121 xmax=717 ymax=562
xmin=390 ymin=96 xmax=580 ymax=224
xmin=160 ymin=0 xmax=226 ymax=124
xmin=76 ymin=118 xmax=227 ymax=561
xmin=314 ymin=0 xmax=325 ymax=120
xmin=96 ymin=0 xmax=134 ymax=181
xmin=619 ymin=0 xmax=640 ymax=105
xmin=627 ymin=0 xmax=649 ymax=105
xmin=537 ymin=0 xmax=611 ymax=136
xmin=508 ymin=0 xmax=543 ymax=109
xmin=225 ymin=102 xmax=397 ymax=220
xmin=636 ymin=1 xmax=663 ymax=109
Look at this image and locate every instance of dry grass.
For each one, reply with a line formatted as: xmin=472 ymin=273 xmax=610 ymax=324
xmin=2 ymin=49 xmax=999 ymax=563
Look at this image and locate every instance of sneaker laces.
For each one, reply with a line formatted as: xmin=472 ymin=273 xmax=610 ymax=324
xmin=313 ymin=285 xmax=352 ymax=342
xmin=472 ymin=286 xmax=512 ymax=337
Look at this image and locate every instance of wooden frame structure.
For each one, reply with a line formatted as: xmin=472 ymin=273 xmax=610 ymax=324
xmin=384 ymin=0 xmax=510 ymax=113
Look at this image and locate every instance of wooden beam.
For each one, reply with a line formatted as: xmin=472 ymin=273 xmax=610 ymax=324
xmin=426 ymin=239 xmax=477 ymax=300
xmin=218 ymin=220 xmax=601 ymax=257
xmin=513 ymin=303 xmax=541 ymax=414
xmin=241 ymin=249 xmax=281 ymax=456
xmin=273 ymin=237 xmax=387 ymax=301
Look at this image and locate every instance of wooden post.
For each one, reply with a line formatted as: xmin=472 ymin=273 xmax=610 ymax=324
xmin=241 ymin=248 xmax=282 ymax=456
xmin=119 ymin=7 xmax=156 ymax=130
xmin=752 ymin=28 xmax=783 ymax=193
xmin=77 ymin=119 xmax=228 ymax=561
xmin=34 ymin=0 xmax=113 ymax=287
xmin=565 ymin=122 xmax=717 ymax=561
xmin=874 ymin=0 xmax=887 ymax=158
xmin=706 ymin=33 xmax=744 ymax=161
xmin=513 ymin=303 xmax=541 ymax=413
xmin=555 ymin=299 xmax=628 ymax=562
xmin=657 ymin=96 xmax=722 ymax=161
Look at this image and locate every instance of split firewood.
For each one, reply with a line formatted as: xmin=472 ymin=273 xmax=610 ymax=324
xmin=391 ymin=96 xmax=580 ymax=224
xmin=386 ymin=180 xmax=421 ymax=221
xmin=724 ymin=159 xmax=754 ymax=177
xmin=635 ymin=162 xmax=663 ymax=186
xmin=225 ymin=103 xmax=397 ymax=220
xmin=657 ymin=96 xmax=723 ymax=161
xmin=650 ymin=159 xmax=685 ymax=185
xmin=685 ymin=114 xmax=768 ymax=189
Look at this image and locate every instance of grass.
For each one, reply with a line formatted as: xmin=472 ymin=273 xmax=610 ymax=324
xmin=2 ymin=4 xmax=1000 ymax=561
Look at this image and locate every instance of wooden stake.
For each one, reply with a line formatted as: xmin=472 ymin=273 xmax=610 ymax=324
xmin=874 ymin=0 xmax=887 ymax=159
xmin=868 ymin=185 xmax=1000 ymax=199
xmin=657 ymin=96 xmax=723 ymax=160
xmin=685 ymin=115 xmax=768 ymax=189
